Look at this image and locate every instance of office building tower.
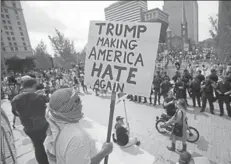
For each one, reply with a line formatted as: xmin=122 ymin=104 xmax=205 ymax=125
xmin=143 ymin=8 xmax=169 ymax=43
xmin=1 ymin=1 xmax=33 ymax=60
xmin=104 ymin=0 xmax=148 ymax=22
xmin=163 ymin=1 xmax=198 ymax=43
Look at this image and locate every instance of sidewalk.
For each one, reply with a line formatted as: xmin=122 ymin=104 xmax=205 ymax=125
xmin=1 ymin=99 xmax=157 ymax=164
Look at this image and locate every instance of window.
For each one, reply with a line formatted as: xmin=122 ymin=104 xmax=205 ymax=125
xmin=23 ymin=42 xmax=26 ymax=46
xmin=17 ymin=21 xmax=21 ymax=25
xmin=6 ymin=31 xmax=9 ymax=35
xmin=9 ymin=26 xmax=12 ymax=30
xmin=24 ymin=47 xmax=27 ymax=50
xmin=7 ymin=20 xmax=11 ymax=24
xmin=2 ymin=20 xmax=6 ymax=24
xmin=20 ymin=32 xmax=24 ymax=36
xmin=16 ymin=16 xmax=19 ymax=20
xmin=19 ymin=27 xmax=22 ymax=31
xmin=2 ymin=47 xmax=6 ymax=51
xmin=6 ymin=14 xmax=9 ymax=19
xmin=9 ymin=42 xmax=12 ymax=46
xmin=10 ymin=47 xmax=14 ymax=51
xmin=4 ymin=8 xmax=8 ymax=13
xmin=1 ymin=14 xmax=4 ymax=18
xmin=12 ymin=37 xmax=15 ymax=41
xmin=4 ymin=25 xmax=8 ymax=30
xmin=11 ymin=32 xmax=14 ymax=35
xmin=13 ymin=42 xmax=17 ymax=46
xmin=7 ymin=37 xmax=11 ymax=41
xmin=15 ymin=11 xmax=18 ymax=15
xmin=1 ymin=42 xmax=4 ymax=46
xmin=15 ymin=47 xmax=18 ymax=51
xmin=21 ymin=37 xmax=24 ymax=41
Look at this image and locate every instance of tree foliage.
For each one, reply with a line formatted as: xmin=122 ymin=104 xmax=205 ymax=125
xmin=34 ymin=40 xmax=53 ymax=69
xmin=209 ymin=15 xmax=218 ymax=40
xmin=48 ymin=29 xmax=77 ymax=67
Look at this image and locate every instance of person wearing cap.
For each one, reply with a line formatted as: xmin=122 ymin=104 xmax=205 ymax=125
xmin=11 ymin=78 xmax=49 ymax=164
xmin=44 ymin=88 xmax=113 ymax=164
xmin=112 ymin=116 xmax=140 ymax=147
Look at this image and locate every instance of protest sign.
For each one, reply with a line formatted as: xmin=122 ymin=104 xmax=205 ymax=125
xmin=84 ymin=21 xmax=161 ymax=97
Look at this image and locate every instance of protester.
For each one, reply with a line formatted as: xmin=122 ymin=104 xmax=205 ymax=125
xmin=11 ymin=78 xmax=49 ymax=164
xmin=162 ymin=99 xmax=188 ymax=152
xmin=112 ymin=116 xmax=140 ymax=147
xmin=44 ymin=88 xmax=113 ymax=164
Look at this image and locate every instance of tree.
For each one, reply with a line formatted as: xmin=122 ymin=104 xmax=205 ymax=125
xmin=209 ymin=15 xmax=218 ymax=39
xmin=76 ymin=45 xmax=87 ymax=64
xmin=34 ymin=40 xmax=53 ymax=69
xmin=48 ymin=29 xmax=77 ymax=68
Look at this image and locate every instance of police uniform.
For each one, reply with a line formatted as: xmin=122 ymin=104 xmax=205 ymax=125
xmin=216 ymin=79 xmax=231 ymax=116
xmin=200 ymin=79 xmax=215 ymax=114
xmin=153 ymin=74 xmax=162 ymax=105
xmin=189 ymin=78 xmax=201 ymax=107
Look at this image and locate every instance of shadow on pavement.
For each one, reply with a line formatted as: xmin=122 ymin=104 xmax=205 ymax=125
xmin=195 ymin=136 xmax=209 ymax=151
xmin=120 ymin=146 xmax=144 ymax=156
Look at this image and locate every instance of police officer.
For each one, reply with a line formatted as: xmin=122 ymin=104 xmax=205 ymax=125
xmin=195 ymin=70 xmax=205 ymax=84
xmin=174 ymin=76 xmax=186 ymax=100
xmin=200 ymin=77 xmax=215 ymax=114
xmin=160 ymin=76 xmax=173 ymax=99
xmin=215 ymin=76 xmax=231 ymax=117
xmin=189 ymin=77 xmax=201 ymax=107
xmin=153 ymin=71 xmax=162 ymax=105
xmin=182 ymin=69 xmax=193 ymax=105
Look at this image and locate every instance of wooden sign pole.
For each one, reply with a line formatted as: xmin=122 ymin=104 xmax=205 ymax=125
xmin=104 ymin=91 xmax=117 ymax=164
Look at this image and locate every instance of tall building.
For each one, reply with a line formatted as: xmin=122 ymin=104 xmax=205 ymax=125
xmin=163 ymin=1 xmax=198 ymax=43
xmin=217 ymin=1 xmax=231 ymax=61
xmin=143 ymin=8 xmax=169 ymax=43
xmin=104 ymin=0 xmax=148 ymax=22
xmin=1 ymin=1 xmax=33 ymax=60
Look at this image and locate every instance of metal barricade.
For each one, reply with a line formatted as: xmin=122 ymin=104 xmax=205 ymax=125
xmin=1 ymin=108 xmax=16 ymax=164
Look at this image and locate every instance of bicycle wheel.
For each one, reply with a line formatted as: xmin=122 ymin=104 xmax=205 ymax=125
xmin=186 ymin=127 xmax=199 ymax=143
xmin=155 ymin=120 xmax=167 ymax=134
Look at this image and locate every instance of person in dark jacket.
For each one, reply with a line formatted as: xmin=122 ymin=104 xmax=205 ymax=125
xmin=215 ymin=76 xmax=231 ymax=117
xmin=195 ymin=70 xmax=205 ymax=84
xmin=160 ymin=76 xmax=173 ymax=99
xmin=189 ymin=77 xmax=201 ymax=107
xmin=112 ymin=116 xmax=140 ymax=147
xmin=200 ymin=77 xmax=215 ymax=114
xmin=11 ymin=78 xmax=49 ymax=164
xmin=174 ymin=77 xmax=186 ymax=100
xmin=153 ymin=71 xmax=162 ymax=105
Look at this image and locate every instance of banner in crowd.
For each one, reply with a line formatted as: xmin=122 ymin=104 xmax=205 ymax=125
xmin=84 ymin=21 xmax=161 ymax=97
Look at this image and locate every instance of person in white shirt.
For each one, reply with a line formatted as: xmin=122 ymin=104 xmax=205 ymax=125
xmin=44 ymin=88 xmax=113 ymax=164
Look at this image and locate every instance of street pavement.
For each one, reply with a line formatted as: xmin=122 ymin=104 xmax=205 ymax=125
xmin=2 ymin=90 xmax=231 ymax=164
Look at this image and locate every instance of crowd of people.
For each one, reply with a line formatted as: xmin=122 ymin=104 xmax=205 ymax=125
xmin=2 ymin=50 xmax=231 ymax=164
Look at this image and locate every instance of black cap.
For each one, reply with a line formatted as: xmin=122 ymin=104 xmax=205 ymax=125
xmin=116 ymin=116 xmax=124 ymax=121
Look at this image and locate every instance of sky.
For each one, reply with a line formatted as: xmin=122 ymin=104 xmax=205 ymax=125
xmin=21 ymin=1 xmax=218 ymax=55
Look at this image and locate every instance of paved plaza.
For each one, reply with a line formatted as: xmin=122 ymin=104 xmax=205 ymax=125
xmin=1 ymin=90 xmax=231 ymax=164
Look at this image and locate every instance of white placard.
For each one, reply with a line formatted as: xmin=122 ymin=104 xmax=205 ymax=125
xmin=84 ymin=21 xmax=161 ymax=97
